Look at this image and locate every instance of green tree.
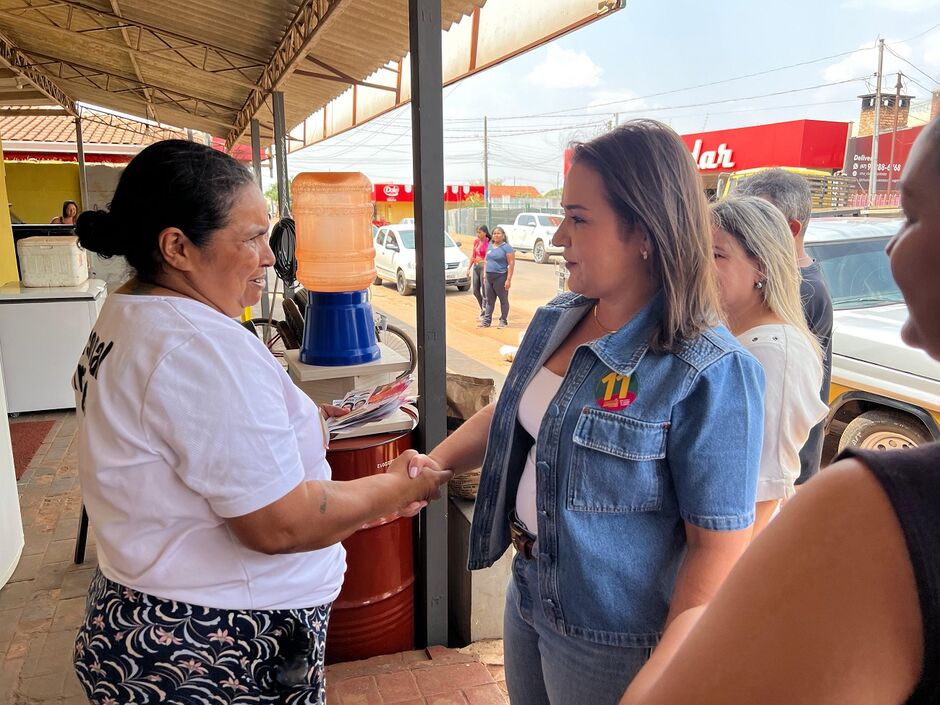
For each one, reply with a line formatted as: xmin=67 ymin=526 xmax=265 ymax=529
xmin=541 ymin=188 xmax=562 ymax=199
xmin=264 ymin=183 xmax=279 ymax=213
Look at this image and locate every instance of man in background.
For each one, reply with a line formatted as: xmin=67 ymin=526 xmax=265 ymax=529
xmin=739 ymin=169 xmax=833 ymax=486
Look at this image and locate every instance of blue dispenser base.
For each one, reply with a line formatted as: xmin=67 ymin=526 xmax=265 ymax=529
xmin=300 ymin=290 xmax=381 ymax=366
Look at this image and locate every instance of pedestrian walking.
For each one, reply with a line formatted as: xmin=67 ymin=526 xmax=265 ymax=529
xmin=479 ymin=225 xmax=514 ymax=328
xmin=467 ymin=225 xmax=491 ymax=317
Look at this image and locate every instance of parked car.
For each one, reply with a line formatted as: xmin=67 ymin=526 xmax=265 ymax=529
xmin=373 ymin=225 xmax=470 ymax=296
xmin=805 ymin=217 xmax=940 ymax=451
xmin=497 ymin=212 xmax=564 ymax=264
xmin=399 ymin=217 xmax=415 ymax=225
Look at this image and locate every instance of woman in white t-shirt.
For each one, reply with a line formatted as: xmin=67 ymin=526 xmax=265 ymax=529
xmin=71 ymin=140 xmax=450 ymax=704
xmin=711 ymin=196 xmax=828 ymax=536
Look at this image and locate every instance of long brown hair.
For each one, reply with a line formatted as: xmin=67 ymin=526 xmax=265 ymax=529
xmin=569 ymin=120 xmax=720 ymax=352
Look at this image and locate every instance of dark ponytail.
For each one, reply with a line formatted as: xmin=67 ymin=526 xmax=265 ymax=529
xmin=76 ymin=139 xmax=255 ymax=282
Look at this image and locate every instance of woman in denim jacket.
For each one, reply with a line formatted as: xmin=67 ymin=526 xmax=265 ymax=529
xmin=414 ymin=120 xmax=765 ymax=703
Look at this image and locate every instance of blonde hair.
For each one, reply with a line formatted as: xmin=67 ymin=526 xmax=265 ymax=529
xmin=570 ymin=119 xmax=720 ymax=353
xmin=710 ymin=196 xmax=822 ymax=360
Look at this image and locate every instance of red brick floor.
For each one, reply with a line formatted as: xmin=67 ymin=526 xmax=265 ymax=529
xmin=1 ymin=410 xmax=508 ymax=704
xmin=326 ymin=645 xmax=508 ymax=705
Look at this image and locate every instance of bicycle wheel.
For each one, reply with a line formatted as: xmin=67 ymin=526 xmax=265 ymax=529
xmin=377 ymin=323 xmax=417 ymax=379
xmin=248 ymin=317 xmax=291 ymax=356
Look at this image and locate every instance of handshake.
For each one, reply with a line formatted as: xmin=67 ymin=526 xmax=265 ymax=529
xmin=388 ymin=450 xmax=453 ymax=518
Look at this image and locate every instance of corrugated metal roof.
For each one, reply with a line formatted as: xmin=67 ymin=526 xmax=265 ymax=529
xmin=0 ymin=0 xmax=485 ymax=145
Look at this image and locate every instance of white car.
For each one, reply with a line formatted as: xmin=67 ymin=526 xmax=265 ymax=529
xmin=805 ymin=217 xmax=940 ymax=451
xmin=373 ymin=224 xmax=470 ymax=296
xmin=497 ymin=212 xmax=564 ymax=264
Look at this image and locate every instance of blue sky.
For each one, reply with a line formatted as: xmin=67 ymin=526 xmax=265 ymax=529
xmin=286 ymin=0 xmax=940 ymax=192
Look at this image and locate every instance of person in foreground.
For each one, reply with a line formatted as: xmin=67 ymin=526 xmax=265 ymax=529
xmin=621 ymin=114 xmax=940 ymax=705
xmin=71 ymin=140 xmax=450 ymax=704
xmin=414 ymin=119 xmax=765 ymax=703
xmin=711 ymin=196 xmax=827 ymax=535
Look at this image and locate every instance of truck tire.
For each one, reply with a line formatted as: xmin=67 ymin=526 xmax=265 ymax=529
xmin=838 ymin=409 xmax=930 ymax=452
xmin=533 ymin=239 xmax=549 ymax=265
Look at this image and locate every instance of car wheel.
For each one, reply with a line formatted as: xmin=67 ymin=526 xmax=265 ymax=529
xmin=373 ymin=275 xmax=383 ymax=286
xmin=456 ymin=283 xmax=470 ymax=292
xmin=838 ymin=409 xmax=930 ymax=452
xmin=533 ymin=239 xmax=548 ymax=265
xmin=396 ymin=270 xmax=414 ymax=296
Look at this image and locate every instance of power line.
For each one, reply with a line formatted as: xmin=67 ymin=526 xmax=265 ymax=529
xmin=446 ymin=50 xmax=873 ymax=122
xmin=884 ymin=45 xmax=940 ymax=88
xmin=899 ymin=19 xmax=940 ymax=43
xmin=904 ymin=73 xmax=939 ymax=95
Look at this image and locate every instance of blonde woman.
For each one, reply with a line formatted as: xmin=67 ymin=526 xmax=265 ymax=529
xmin=711 ymin=196 xmax=828 ymax=535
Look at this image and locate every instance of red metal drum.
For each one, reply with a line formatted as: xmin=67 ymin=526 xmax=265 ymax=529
xmin=325 ymin=430 xmax=415 ymax=664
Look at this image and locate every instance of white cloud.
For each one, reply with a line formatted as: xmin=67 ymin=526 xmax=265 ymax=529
xmin=923 ymin=43 xmax=940 ymax=74
xmin=526 ymin=45 xmax=603 ymax=89
xmin=823 ymin=40 xmax=915 ymax=83
xmin=841 ymin=0 xmax=940 ymax=10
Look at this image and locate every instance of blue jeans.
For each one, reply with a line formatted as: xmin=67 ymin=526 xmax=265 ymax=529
xmin=504 ymin=554 xmax=651 ymax=705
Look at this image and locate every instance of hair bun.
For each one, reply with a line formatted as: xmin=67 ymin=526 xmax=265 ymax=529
xmin=76 ymin=210 xmax=123 ymax=257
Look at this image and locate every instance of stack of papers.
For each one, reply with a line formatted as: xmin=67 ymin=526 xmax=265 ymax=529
xmin=326 ymin=375 xmax=416 ymax=433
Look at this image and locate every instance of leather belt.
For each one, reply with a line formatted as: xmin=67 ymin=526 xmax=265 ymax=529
xmin=509 ymin=510 xmax=536 ymax=560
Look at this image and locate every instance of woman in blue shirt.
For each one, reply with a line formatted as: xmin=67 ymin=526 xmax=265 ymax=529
xmin=413 ymin=120 xmax=764 ymax=704
xmin=479 ymin=225 xmax=515 ymax=328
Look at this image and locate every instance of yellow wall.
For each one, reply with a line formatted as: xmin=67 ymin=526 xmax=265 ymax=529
xmin=4 ymin=162 xmax=81 ymax=224
xmin=0 ymin=145 xmax=17 ymax=285
xmin=375 ymin=201 xmax=414 ymax=224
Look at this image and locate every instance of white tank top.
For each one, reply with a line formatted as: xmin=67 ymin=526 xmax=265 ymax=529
xmin=515 ymin=366 xmax=563 ymax=535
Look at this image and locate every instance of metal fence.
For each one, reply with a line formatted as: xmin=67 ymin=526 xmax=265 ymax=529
xmin=446 ymin=199 xmax=562 ymax=236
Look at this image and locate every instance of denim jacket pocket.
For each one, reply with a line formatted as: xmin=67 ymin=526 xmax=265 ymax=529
xmin=567 ymin=408 xmax=669 ymax=513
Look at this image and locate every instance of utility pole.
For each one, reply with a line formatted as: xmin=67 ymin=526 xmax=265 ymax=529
xmin=868 ymin=38 xmax=885 ymax=207
xmin=483 ymin=115 xmax=491 ymax=229
xmin=886 ymin=71 xmax=903 ymax=196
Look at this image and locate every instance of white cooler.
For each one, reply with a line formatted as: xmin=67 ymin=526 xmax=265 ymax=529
xmin=16 ymin=235 xmax=89 ymax=287
xmin=0 ymin=279 xmax=106 ymax=412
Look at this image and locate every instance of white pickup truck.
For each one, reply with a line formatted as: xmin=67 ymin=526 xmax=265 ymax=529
xmin=497 ymin=212 xmax=564 ymax=264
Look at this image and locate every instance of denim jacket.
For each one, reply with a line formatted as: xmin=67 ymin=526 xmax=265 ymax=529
xmin=469 ymin=292 xmax=765 ymax=647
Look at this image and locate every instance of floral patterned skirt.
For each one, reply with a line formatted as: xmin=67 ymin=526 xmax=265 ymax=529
xmin=74 ymin=569 xmax=332 ymax=704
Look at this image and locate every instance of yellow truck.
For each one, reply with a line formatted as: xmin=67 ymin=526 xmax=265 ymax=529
xmin=715 ymin=167 xmax=861 ymax=215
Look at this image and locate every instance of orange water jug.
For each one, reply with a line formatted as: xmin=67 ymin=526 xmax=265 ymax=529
xmin=292 ymin=172 xmax=376 ymax=292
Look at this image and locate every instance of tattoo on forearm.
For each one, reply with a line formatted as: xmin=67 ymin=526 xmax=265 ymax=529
xmin=319 ymin=486 xmax=328 ymax=514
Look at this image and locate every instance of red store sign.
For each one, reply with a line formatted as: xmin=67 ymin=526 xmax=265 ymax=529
xmin=680 ymin=119 xmax=850 ymax=173
xmin=373 ymin=183 xmax=485 ymax=203
xmin=563 ymin=119 xmax=850 ymax=177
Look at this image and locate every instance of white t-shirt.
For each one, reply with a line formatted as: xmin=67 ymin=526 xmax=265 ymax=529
xmin=737 ymin=324 xmax=829 ymax=502
xmin=515 ymin=367 xmax=563 ymax=536
xmin=73 ymin=294 xmax=345 ymax=610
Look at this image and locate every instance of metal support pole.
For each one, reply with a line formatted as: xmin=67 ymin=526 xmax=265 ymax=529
xmin=74 ymin=115 xmax=89 ymax=212
xmin=886 ymin=72 xmax=903 ymax=196
xmin=868 ymin=38 xmax=885 ymax=207
xmin=250 ymin=118 xmax=263 ymax=187
xmin=409 ymin=0 xmax=448 ymax=648
xmin=273 ymin=91 xmax=291 ymax=217
xmin=483 ymin=115 xmax=491 ymax=230
xmin=250 ymin=117 xmax=270 ymax=319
